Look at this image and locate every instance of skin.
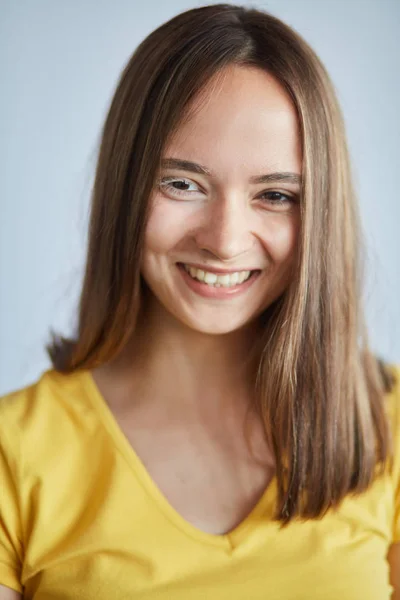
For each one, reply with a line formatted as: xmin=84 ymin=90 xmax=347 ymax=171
xmin=0 ymin=588 xmax=20 ymax=599
xmin=388 ymin=543 xmax=400 ymax=599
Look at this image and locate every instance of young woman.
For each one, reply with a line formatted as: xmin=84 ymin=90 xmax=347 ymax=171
xmin=1 ymin=4 xmax=399 ymax=599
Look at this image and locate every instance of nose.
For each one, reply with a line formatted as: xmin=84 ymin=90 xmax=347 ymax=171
xmin=193 ymin=193 xmax=255 ymax=261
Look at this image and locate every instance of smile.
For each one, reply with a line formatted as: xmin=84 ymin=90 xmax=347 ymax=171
xmin=176 ymin=263 xmax=261 ymax=299
xmin=182 ymin=264 xmax=253 ymax=287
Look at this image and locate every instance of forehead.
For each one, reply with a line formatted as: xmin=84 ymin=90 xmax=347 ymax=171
xmin=164 ymin=65 xmax=301 ymax=174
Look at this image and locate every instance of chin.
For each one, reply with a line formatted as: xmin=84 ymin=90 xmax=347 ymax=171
xmin=175 ymin=310 xmax=262 ymax=336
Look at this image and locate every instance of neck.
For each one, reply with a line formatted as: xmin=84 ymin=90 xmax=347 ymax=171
xmin=104 ymin=293 xmax=262 ymax=419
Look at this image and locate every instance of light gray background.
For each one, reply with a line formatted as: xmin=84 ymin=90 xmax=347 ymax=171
xmin=1 ymin=0 xmax=399 ymax=395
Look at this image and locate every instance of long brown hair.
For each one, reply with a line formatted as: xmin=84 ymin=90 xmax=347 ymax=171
xmin=46 ymin=3 xmax=396 ymax=526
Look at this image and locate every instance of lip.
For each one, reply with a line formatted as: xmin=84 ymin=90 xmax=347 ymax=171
xmin=177 ymin=262 xmax=260 ymax=274
xmin=176 ymin=263 xmax=261 ymax=299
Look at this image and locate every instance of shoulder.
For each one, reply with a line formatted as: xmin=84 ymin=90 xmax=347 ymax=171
xmin=0 ymin=369 xmax=96 ymax=469
xmin=0 ymin=367 xmax=93 ymax=419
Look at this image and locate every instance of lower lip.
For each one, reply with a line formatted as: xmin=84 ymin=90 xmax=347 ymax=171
xmin=176 ymin=263 xmax=261 ymax=299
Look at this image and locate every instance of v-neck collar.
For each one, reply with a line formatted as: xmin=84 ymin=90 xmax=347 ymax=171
xmin=79 ymin=368 xmax=277 ymax=551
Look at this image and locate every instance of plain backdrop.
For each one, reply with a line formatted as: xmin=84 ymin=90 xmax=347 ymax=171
xmin=1 ymin=0 xmax=399 ymax=394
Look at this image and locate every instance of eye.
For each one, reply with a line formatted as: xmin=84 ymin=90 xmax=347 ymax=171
xmin=158 ymin=177 xmax=202 ymax=198
xmin=258 ymin=190 xmax=296 ymax=207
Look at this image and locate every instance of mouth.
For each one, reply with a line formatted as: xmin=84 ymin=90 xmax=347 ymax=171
xmin=176 ymin=262 xmax=261 ymax=298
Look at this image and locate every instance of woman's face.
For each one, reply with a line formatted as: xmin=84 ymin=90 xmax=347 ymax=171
xmin=141 ymin=65 xmax=302 ymax=334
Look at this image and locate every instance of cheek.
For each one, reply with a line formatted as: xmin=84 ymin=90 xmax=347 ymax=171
xmin=260 ymin=214 xmax=300 ymax=263
xmin=143 ymin=201 xmax=183 ymax=254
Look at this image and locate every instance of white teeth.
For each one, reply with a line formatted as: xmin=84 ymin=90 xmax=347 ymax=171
xmin=204 ymin=272 xmax=218 ymax=284
xmin=183 ymin=264 xmax=253 ymax=287
xmin=228 ymin=272 xmax=239 ymax=285
xmin=196 ymin=269 xmax=205 ymax=282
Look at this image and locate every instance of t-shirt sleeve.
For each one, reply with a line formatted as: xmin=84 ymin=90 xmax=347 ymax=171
xmin=0 ymin=401 xmax=24 ymax=593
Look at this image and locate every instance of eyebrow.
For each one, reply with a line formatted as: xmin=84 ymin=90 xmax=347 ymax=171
xmin=160 ymin=158 xmax=302 ymax=186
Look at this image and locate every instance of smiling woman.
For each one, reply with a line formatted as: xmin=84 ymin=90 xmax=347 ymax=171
xmin=0 ymin=3 xmax=399 ymax=600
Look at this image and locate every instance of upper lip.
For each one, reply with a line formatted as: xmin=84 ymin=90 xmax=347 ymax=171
xmin=178 ymin=262 xmax=260 ymax=274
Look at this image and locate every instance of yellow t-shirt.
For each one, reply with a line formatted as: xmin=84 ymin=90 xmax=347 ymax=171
xmin=0 ymin=366 xmax=399 ymax=599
